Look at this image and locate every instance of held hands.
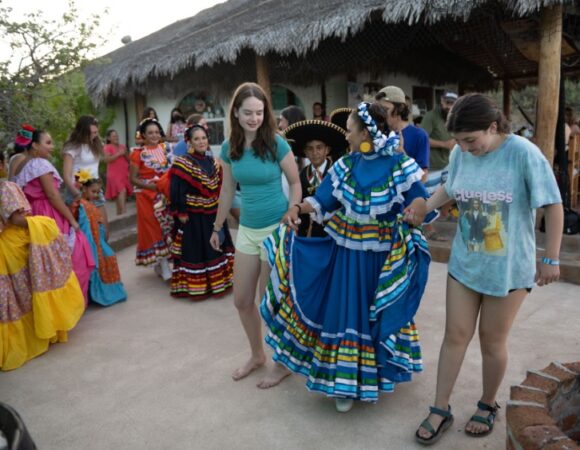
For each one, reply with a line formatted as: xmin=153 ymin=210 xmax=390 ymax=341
xmin=403 ymin=198 xmax=427 ymax=226
xmin=535 ymin=261 xmax=560 ymax=286
xmin=281 ymin=205 xmax=302 ymax=231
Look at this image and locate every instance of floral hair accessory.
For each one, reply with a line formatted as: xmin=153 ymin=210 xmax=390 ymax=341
xmin=15 ymin=124 xmax=35 ymax=147
xmin=75 ymin=169 xmax=93 ymax=185
xmin=357 ymin=102 xmax=399 ymax=157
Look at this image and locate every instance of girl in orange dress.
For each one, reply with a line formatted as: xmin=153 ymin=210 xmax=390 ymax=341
xmin=129 ymin=118 xmax=172 ymax=280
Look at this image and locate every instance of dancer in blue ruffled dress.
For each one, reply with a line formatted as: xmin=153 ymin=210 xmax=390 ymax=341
xmin=260 ymin=102 xmax=436 ymax=412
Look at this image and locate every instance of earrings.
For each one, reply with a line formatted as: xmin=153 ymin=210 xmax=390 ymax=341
xmin=359 ymin=141 xmax=372 ymax=153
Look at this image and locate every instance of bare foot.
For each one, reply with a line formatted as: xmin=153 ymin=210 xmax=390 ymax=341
xmin=231 ymin=354 xmax=266 ymax=381
xmin=256 ymin=364 xmax=291 ymax=389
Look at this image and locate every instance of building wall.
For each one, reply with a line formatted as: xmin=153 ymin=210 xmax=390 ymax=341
xmin=108 ymin=72 xmax=456 ymax=147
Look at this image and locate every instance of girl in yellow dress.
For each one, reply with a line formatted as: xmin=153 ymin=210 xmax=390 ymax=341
xmin=0 ymin=181 xmax=85 ymax=371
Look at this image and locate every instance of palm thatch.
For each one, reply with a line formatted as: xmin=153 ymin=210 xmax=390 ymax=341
xmin=85 ymin=0 xmax=578 ymax=104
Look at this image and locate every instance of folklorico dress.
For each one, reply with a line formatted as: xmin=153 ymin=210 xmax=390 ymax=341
xmin=260 ymin=146 xmax=434 ymax=402
xmin=71 ymin=199 xmax=127 ymax=306
xmin=130 ymin=144 xmax=172 ymax=265
xmin=0 ymin=181 xmax=85 ymax=371
xmin=14 ymin=158 xmax=95 ymax=305
xmin=298 ymin=159 xmax=331 ymax=237
xmin=168 ymin=152 xmax=235 ymax=299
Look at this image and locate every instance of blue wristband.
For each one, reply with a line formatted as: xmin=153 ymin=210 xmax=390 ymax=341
xmin=541 ymin=257 xmax=559 ymax=266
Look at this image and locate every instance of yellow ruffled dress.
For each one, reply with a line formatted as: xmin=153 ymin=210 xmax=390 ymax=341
xmin=0 ymin=182 xmax=85 ymax=371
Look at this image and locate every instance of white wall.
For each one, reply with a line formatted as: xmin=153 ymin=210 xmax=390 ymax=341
xmin=105 ymin=72 xmax=456 ymax=146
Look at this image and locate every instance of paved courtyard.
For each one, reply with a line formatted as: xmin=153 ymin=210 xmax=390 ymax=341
xmin=1 ymin=245 xmax=578 ymax=449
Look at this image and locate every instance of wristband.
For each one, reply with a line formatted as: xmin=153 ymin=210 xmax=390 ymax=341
xmin=293 ymin=204 xmax=302 ymax=214
xmin=213 ymin=222 xmax=222 ymax=233
xmin=541 ymin=257 xmax=559 ymax=266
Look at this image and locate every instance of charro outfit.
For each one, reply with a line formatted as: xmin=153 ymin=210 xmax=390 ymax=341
xmin=283 ymin=119 xmax=349 ymax=238
xmin=260 ymin=104 xmax=435 ymax=402
xmin=298 ymin=160 xmax=331 ymax=237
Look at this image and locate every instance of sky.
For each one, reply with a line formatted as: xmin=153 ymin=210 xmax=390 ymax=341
xmin=1 ymin=0 xmax=226 ymax=59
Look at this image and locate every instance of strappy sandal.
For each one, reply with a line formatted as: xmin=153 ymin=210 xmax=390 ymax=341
xmin=415 ymin=405 xmax=454 ymax=446
xmin=465 ymin=401 xmax=500 ymax=437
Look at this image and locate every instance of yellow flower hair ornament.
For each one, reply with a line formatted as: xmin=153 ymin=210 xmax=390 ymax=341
xmin=75 ymin=169 xmax=93 ymax=185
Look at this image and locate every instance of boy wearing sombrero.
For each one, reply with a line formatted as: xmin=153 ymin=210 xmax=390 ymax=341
xmin=283 ymin=120 xmax=349 ymax=237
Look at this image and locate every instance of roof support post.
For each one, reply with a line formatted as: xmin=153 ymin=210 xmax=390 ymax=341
xmin=256 ymin=54 xmax=271 ymax=99
xmin=503 ymin=78 xmax=511 ymax=119
xmin=535 ymin=5 xmax=562 ymax=166
xmin=135 ymin=93 xmax=146 ymax=126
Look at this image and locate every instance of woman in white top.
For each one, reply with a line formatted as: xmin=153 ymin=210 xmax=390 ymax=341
xmin=62 ymin=116 xmax=108 ymax=229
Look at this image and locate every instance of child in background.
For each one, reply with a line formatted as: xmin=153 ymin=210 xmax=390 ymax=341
xmin=71 ymin=172 xmax=127 ymax=306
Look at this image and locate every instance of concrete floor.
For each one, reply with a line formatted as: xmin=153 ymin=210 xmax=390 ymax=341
xmin=1 ymin=245 xmax=578 ymax=450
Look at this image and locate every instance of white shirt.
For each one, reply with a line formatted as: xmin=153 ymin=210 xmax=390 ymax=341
xmin=64 ymin=144 xmax=100 ymax=181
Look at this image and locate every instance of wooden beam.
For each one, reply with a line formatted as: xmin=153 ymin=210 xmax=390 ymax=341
xmin=255 ymin=54 xmax=271 ymax=99
xmin=135 ymin=93 xmax=146 ymax=124
xmin=535 ymin=5 xmax=563 ymax=166
xmin=503 ymin=78 xmax=511 ymax=119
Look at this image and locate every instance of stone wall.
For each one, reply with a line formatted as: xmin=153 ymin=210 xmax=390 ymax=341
xmin=507 ymin=362 xmax=580 ymax=449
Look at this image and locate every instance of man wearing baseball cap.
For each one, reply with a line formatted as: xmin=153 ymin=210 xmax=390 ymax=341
xmin=376 ymin=86 xmax=430 ymax=178
xmin=421 ymin=91 xmax=457 ymax=175
xmin=419 ymin=91 xmax=458 ymax=240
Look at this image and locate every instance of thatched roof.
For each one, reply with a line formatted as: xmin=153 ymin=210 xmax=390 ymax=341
xmin=85 ymin=0 xmax=578 ymax=104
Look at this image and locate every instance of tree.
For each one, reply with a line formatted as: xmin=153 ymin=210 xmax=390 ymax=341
xmin=0 ymin=0 xmax=113 ymax=166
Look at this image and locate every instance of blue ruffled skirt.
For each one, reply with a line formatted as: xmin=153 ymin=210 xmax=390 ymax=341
xmin=260 ymin=222 xmax=430 ymax=402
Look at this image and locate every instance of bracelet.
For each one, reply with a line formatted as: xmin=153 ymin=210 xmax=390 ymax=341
xmin=293 ymin=203 xmax=302 ymax=214
xmin=213 ymin=223 xmax=222 ymax=233
xmin=541 ymin=257 xmax=560 ymax=266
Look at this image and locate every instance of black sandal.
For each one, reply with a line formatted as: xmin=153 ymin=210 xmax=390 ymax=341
xmin=465 ymin=401 xmax=500 ymax=437
xmin=415 ymin=405 xmax=454 ymax=446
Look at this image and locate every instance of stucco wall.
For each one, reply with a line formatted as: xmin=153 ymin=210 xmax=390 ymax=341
xmin=107 ymin=72 xmax=456 ymax=147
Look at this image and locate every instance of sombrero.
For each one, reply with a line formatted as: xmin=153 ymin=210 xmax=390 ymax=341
xmin=283 ymin=120 xmax=348 ymax=160
xmin=329 ymin=108 xmax=354 ymax=132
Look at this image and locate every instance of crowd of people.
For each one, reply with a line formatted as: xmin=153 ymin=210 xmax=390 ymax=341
xmin=0 ymin=82 xmax=565 ymax=447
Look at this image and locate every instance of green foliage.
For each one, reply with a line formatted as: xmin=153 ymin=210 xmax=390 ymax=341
xmin=489 ymin=80 xmax=580 ymax=131
xmin=0 ymin=0 xmax=114 ymax=171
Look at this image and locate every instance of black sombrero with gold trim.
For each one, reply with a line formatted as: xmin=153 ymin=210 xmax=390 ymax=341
xmin=329 ymin=107 xmax=354 ymax=132
xmin=283 ymin=120 xmax=348 ymax=160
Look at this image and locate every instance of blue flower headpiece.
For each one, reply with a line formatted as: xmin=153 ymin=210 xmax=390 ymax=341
xmin=357 ymin=102 xmax=400 ymax=157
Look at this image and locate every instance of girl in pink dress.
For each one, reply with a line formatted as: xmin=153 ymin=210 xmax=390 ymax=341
xmin=103 ymin=129 xmax=132 ymax=215
xmin=14 ymin=129 xmax=95 ymax=305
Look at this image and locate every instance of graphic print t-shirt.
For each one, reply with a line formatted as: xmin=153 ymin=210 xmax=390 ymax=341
xmin=445 ymin=134 xmax=561 ymax=296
